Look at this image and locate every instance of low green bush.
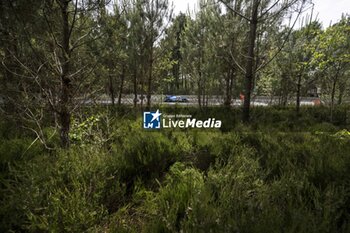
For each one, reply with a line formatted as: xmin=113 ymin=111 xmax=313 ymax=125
xmin=0 ymin=138 xmax=43 ymax=173
xmin=132 ymin=132 xmax=350 ymax=233
xmin=0 ymin=147 xmax=119 ymax=232
xmin=144 ymin=162 xmax=205 ymax=232
xmin=110 ymin=122 xmax=183 ymax=184
xmin=1 ymin=107 xmax=350 ymax=232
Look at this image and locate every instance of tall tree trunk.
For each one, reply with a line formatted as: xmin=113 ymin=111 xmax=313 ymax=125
xmin=338 ymin=85 xmax=344 ymax=105
xmin=242 ymin=0 xmax=259 ymax=123
xmin=224 ymin=71 xmax=231 ymax=107
xmin=181 ymin=72 xmax=184 ymax=92
xmin=172 ymin=52 xmax=180 ymax=93
xmin=224 ymin=68 xmax=234 ymax=107
xmin=281 ymin=74 xmax=288 ymax=107
xmin=296 ymin=73 xmax=302 ymax=115
xmin=230 ymin=68 xmax=234 ymax=102
xmin=118 ymin=66 xmax=125 ymax=107
xmin=282 ymin=94 xmax=288 ymax=107
xmin=197 ymin=63 xmax=202 ymax=108
xmin=202 ymin=80 xmax=206 ymax=107
xmin=133 ymin=67 xmax=138 ymax=108
xmin=59 ymin=0 xmax=71 ymax=148
xmin=330 ymin=78 xmax=337 ymax=123
xmin=140 ymin=65 xmax=144 ymax=110
xmin=109 ymin=75 xmax=115 ymax=107
xmin=146 ymin=46 xmax=153 ymax=110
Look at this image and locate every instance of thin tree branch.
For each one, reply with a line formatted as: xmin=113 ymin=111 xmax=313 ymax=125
xmin=256 ymin=1 xmax=305 ymax=72
xmin=217 ymin=0 xmax=252 ymax=22
xmin=258 ymin=0 xmax=281 ymax=19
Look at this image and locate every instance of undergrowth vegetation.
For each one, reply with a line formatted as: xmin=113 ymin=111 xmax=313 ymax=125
xmin=1 ymin=106 xmax=350 ymax=232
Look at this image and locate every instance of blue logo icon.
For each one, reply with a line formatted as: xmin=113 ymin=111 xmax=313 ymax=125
xmin=143 ymin=109 xmax=162 ymax=129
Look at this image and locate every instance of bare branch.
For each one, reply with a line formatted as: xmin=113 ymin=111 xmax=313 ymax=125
xmin=68 ymin=0 xmax=79 ymax=40
xmin=256 ymin=1 xmax=305 ymax=72
xmin=43 ymin=6 xmax=63 ymax=50
xmin=258 ymin=0 xmax=300 ymax=23
xmin=258 ymin=0 xmax=281 ymax=19
xmin=217 ymin=0 xmax=252 ymax=22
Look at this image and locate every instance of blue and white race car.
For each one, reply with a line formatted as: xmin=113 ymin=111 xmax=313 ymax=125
xmin=164 ymin=95 xmax=189 ymax=103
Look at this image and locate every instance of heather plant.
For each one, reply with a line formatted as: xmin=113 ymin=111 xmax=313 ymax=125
xmin=1 ymin=107 xmax=350 ymax=232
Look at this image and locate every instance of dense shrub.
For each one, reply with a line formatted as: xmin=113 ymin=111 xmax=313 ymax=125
xmin=144 ymin=162 xmax=205 ymax=232
xmin=0 ymin=147 xmax=116 ymax=232
xmin=0 ymin=137 xmax=43 ymax=174
xmin=110 ymin=121 xmax=194 ymax=185
xmin=134 ymin=132 xmax=350 ymax=233
xmin=1 ymin=107 xmax=350 ymax=232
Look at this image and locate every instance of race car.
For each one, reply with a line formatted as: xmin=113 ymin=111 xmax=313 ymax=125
xmin=164 ymin=95 xmax=189 ymax=103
